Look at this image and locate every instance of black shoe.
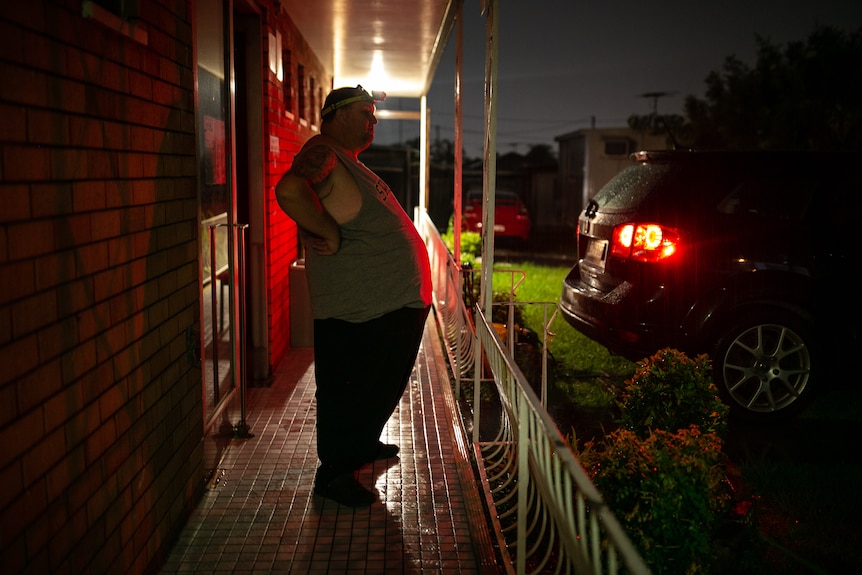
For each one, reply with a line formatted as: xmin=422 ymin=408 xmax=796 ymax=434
xmin=373 ymin=442 xmax=399 ymax=460
xmin=314 ymin=472 xmax=376 ymax=508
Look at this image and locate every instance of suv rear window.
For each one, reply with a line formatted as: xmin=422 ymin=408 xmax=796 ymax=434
xmin=717 ymin=176 xmax=812 ymax=221
xmin=592 ymin=163 xmax=672 ymax=211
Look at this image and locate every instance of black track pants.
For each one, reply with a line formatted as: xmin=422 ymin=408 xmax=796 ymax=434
xmin=312 ymin=306 xmax=430 ymax=473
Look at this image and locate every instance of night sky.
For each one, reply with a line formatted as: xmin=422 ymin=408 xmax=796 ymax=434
xmin=373 ymin=0 xmax=862 ymax=158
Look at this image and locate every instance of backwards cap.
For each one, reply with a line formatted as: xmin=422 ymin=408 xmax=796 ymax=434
xmin=321 ymin=85 xmax=386 ymax=119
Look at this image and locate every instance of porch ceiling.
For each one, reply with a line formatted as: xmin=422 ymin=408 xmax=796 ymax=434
xmin=281 ymin=0 xmax=457 ymax=98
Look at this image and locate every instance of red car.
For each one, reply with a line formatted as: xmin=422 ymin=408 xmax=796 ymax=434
xmin=462 ymin=189 xmax=531 ymax=244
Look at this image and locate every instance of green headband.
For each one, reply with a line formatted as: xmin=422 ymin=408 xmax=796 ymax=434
xmin=320 ymin=85 xmax=387 ymax=118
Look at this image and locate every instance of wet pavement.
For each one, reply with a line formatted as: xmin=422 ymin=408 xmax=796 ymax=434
xmin=159 ymin=316 xmax=499 ymax=574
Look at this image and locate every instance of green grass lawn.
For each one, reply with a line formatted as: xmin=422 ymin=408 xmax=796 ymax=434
xmin=489 ymin=260 xmax=634 ymax=408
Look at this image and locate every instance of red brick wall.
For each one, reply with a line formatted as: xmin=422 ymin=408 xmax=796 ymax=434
xmin=0 ymin=0 xmax=332 ymax=571
xmin=0 ymin=1 xmax=203 ymax=572
xmin=263 ymin=10 xmax=330 ymax=365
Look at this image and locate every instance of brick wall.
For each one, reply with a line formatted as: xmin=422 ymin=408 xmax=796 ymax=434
xmin=0 ymin=0 xmax=334 ymax=571
xmin=263 ymin=9 xmax=330 ymax=365
xmin=0 ymin=1 xmax=203 ymax=572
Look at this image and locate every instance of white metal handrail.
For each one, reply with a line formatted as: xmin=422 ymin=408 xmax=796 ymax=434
xmin=474 ymin=309 xmax=650 ymax=575
xmin=418 ymin=209 xmax=650 ymax=575
xmin=420 ymin=216 xmax=537 ymax=400
xmin=421 ymin=216 xmax=475 ymax=397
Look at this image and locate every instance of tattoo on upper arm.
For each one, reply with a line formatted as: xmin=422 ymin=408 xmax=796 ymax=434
xmin=290 ymin=145 xmax=337 ymax=185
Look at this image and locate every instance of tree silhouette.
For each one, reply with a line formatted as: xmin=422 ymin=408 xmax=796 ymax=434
xmin=405 ymin=136 xmax=462 ymax=165
xmin=683 ymin=26 xmax=862 ymax=151
xmin=627 ymin=113 xmax=690 ymax=148
xmin=523 ymin=143 xmax=557 ymax=167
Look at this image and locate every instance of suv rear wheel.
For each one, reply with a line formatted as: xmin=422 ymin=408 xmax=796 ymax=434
xmin=712 ymin=310 xmax=813 ymax=421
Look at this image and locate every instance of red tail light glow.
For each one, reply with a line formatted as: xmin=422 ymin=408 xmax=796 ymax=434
xmin=611 ymin=223 xmax=680 ymax=262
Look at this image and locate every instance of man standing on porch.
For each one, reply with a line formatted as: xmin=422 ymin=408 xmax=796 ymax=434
xmin=275 ymin=86 xmax=433 ymax=508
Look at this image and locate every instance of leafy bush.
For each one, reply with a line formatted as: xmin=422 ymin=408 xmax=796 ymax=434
xmin=580 ymin=426 xmax=730 ymax=574
xmin=618 ymin=348 xmax=728 ymax=438
xmin=575 ymin=348 xmax=732 ymax=574
xmin=441 ymin=215 xmax=482 ymax=266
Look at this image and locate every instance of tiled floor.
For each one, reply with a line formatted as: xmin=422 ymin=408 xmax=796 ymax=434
xmin=159 ymin=316 xmax=497 ymax=574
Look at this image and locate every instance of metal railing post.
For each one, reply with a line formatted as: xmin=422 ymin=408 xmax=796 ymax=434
xmin=472 ymin=308 xmax=482 ymax=446
xmin=208 ymin=224 xmax=221 ymax=402
xmin=233 ymin=223 xmax=253 ymax=438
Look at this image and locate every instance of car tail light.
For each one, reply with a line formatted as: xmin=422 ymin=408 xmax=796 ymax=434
xmin=611 ymin=223 xmax=679 ymax=262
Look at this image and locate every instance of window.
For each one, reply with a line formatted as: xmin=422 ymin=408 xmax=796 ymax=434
xmin=91 ymin=0 xmax=131 ymax=16
xmin=82 ymin=0 xmax=147 ymax=43
xmin=718 ymin=176 xmax=811 ymax=220
xmin=298 ymin=65 xmax=306 ymax=120
xmin=604 ymin=138 xmax=635 ymax=157
xmin=309 ymin=76 xmax=316 ymax=125
xmin=282 ymin=50 xmax=293 ymax=116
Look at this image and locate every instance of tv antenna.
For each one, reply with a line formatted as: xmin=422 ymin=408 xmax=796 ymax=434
xmin=639 ymin=91 xmax=676 ymax=115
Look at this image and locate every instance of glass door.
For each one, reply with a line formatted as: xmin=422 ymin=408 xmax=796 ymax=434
xmin=196 ymin=0 xmax=242 ymax=430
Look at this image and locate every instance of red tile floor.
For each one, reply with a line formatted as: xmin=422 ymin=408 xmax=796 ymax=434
xmin=159 ymin=317 xmax=498 ymax=574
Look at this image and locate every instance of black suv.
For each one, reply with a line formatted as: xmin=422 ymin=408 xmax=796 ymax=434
xmin=560 ymin=150 xmax=859 ymax=420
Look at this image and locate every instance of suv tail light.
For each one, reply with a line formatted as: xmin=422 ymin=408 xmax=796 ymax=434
xmin=611 ymin=223 xmax=680 ymax=262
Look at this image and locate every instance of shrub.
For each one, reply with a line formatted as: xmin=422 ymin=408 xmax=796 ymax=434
xmin=441 ymin=215 xmax=482 ymax=266
xmin=617 ymin=348 xmax=729 ymax=438
xmin=575 ymin=348 xmax=732 ymax=574
xmin=580 ymin=426 xmax=730 ymax=574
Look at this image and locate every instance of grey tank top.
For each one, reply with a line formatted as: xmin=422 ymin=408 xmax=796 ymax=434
xmin=301 ymin=139 xmax=432 ymax=322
